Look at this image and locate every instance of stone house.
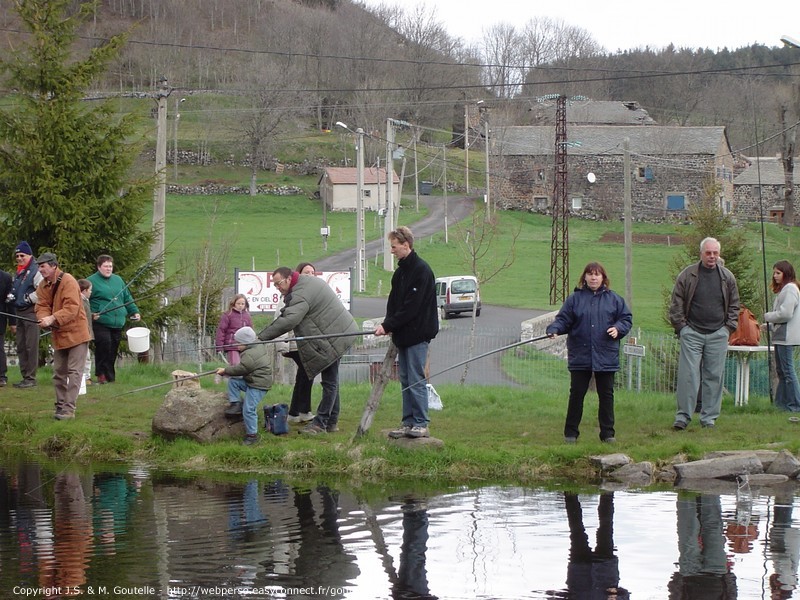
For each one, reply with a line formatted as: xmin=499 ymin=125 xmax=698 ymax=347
xmin=733 ymin=157 xmax=800 ymax=222
xmin=490 ymin=125 xmax=734 ymax=222
xmin=318 ymin=167 xmax=399 ymax=212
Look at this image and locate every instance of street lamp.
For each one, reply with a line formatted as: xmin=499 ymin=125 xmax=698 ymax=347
xmin=781 ymin=35 xmax=800 ymax=49
xmin=173 ymin=97 xmax=185 ymax=182
xmin=335 ymin=122 xmax=366 ymax=292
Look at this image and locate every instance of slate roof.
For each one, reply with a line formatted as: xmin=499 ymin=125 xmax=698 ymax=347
xmin=528 ymin=99 xmax=657 ymax=126
xmin=321 ymin=167 xmax=399 ymax=185
xmin=733 ymin=157 xmax=800 ymax=185
xmin=494 ymin=125 xmax=728 ymax=156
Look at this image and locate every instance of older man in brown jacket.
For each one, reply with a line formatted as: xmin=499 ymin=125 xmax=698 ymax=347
xmin=34 ymin=252 xmax=91 ymax=420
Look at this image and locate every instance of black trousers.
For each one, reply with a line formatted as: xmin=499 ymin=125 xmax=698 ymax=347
xmin=286 ymin=351 xmax=313 ymax=416
xmin=93 ymin=323 xmax=122 ymax=382
xmin=565 ymin=370 xmax=616 ymax=441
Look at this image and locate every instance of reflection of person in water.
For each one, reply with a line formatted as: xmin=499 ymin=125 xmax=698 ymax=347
xmin=289 ymin=485 xmax=359 ymax=589
xmin=669 ymin=493 xmax=737 ymax=599
xmin=92 ymin=473 xmax=141 ymax=555
xmin=227 ymin=480 xmax=268 ymax=543
xmin=393 ymin=498 xmax=438 ymax=600
xmin=769 ymin=489 xmax=800 ymax=599
xmin=39 ymin=472 xmax=93 ymax=596
xmin=552 ymin=492 xmax=628 ymax=599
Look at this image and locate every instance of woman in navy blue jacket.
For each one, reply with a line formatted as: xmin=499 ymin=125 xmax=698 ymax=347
xmin=546 ymin=262 xmax=633 ymax=444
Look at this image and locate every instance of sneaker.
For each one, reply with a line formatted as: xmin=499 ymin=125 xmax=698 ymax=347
xmin=13 ymin=380 xmax=36 ymax=389
xmin=326 ymin=424 xmax=339 ymax=433
xmin=408 ymin=426 xmax=429 ymax=438
xmin=85 ymin=378 xmax=92 ymax=386
xmin=97 ymin=374 xmax=108 ymax=385
xmin=602 ymin=437 xmax=617 ymax=444
xmin=388 ymin=425 xmax=412 ymax=439
xmin=701 ymin=422 xmax=715 ymax=429
xmin=242 ymin=434 xmax=259 ymax=446
xmin=224 ymin=402 xmax=243 ymax=416
xmin=54 ymin=412 xmax=75 ymax=420
xmin=299 ymin=423 xmax=326 ymax=435
xmin=564 ymin=436 xmax=577 ymax=444
xmin=0 ymin=377 xmax=7 ymax=387
xmin=288 ymin=412 xmax=316 ymax=424
xmin=672 ymin=421 xmax=687 ymax=431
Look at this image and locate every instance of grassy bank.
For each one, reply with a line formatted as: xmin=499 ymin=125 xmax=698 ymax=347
xmin=1 ymin=363 xmax=796 ymax=485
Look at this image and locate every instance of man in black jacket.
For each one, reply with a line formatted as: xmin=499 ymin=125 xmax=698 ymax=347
xmin=375 ymin=226 xmax=439 ymax=439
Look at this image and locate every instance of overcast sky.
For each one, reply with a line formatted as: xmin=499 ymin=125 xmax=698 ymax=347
xmin=359 ymin=0 xmax=799 ymax=53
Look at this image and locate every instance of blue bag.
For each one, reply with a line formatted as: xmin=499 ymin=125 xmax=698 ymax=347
xmin=264 ymin=403 xmax=289 ymax=435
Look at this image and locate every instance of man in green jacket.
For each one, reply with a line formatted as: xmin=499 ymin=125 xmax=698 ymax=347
xmin=258 ymin=267 xmax=358 ymax=435
xmin=216 ymin=326 xmax=272 ymax=445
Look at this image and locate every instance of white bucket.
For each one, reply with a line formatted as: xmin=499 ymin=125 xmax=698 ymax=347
xmin=126 ymin=327 xmax=151 ymax=353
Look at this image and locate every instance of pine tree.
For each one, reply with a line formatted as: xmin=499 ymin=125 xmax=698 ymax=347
xmin=0 ymin=0 xmax=154 ymax=279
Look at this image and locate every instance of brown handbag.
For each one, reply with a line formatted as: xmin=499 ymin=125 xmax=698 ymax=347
xmin=728 ymin=307 xmax=760 ymax=346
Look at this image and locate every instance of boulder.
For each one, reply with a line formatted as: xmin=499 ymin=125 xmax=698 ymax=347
xmin=704 ymin=450 xmax=780 ymax=471
xmin=386 ymin=434 xmax=445 ymax=449
xmin=170 ymin=369 xmax=202 ymax=390
xmin=608 ymin=461 xmax=654 ymax=485
xmin=766 ymin=450 xmax=800 ymax=478
xmin=588 ymin=453 xmax=632 ymax=471
xmin=673 ymin=453 xmax=763 ymax=480
xmin=152 ymin=387 xmax=244 ymax=443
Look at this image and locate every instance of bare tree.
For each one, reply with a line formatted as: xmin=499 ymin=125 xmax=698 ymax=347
xmin=481 ymin=23 xmax=524 ymax=99
xmin=780 ymin=101 xmax=797 ymax=225
xmin=454 ymin=208 xmax=521 ymax=383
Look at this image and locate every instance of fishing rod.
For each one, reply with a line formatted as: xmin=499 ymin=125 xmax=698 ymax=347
xmin=400 ymin=333 xmax=554 ymax=393
xmin=108 ymin=369 xmax=218 ymax=398
xmin=0 ymin=310 xmax=39 ymax=324
xmin=159 ymin=329 xmax=376 ymax=359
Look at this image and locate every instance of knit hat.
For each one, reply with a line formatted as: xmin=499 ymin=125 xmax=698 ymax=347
xmin=14 ymin=241 xmax=32 ymax=256
xmin=234 ymin=326 xmax=257 ymax=345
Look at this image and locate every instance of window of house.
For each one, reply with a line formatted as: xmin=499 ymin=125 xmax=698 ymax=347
xmin=666 ymin=194 xmax=686 ymax=211
xmin=571 ymin=197 xmax=582 ymax=210
xmin=636 ymin=166 xmax=654 ymax=182
xmin=534 ymin=196 xmax=548 ymax=210
xmin=363 ymin=189 xmax=371 ymax=197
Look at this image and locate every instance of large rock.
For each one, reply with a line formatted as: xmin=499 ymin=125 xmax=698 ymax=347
xmin=766 ymin=450 xmax=800 ymax=478
xmin=152 ymin=387 xmax=244 ymax=443
xmin=608 ymin=461 xmax=654 ymax=485
xmin=673 ymin=453 xmax=763 ymax=480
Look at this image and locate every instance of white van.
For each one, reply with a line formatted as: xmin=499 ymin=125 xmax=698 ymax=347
xmin=435 ymin=276 xmax=481 ymax=319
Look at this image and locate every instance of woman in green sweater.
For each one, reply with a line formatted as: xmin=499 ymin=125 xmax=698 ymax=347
xmin=87 ymin=255 xmax=140 ymax=384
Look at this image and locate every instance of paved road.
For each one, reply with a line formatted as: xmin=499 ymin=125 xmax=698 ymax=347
xmin=352 ymin=298 xmax=550 ymax=387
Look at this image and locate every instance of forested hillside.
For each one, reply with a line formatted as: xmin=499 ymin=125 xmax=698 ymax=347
xmin=0 ymin=0 xmax=797 ymax=156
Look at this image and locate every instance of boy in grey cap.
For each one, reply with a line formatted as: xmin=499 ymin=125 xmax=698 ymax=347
xmin=215 ymin=326 xmax=272 ymax=445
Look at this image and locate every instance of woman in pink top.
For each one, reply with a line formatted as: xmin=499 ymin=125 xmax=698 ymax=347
xmin=215 ymin=294 xmax=253 ymax=365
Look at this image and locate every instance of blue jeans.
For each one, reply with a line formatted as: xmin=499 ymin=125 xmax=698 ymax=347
xmin=675 ymin=326 xmax=729 ymax=426
xmin=774 ymin=345 xmax=800 ymax=412
xmin=397 ymin=341 xmax=429 ymax=427
xmin=228 ymin=378 xmax=267 ymax=435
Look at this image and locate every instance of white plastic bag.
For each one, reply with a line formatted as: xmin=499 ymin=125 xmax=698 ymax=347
xmin=427 ymin=383 xmax=443 ymax=410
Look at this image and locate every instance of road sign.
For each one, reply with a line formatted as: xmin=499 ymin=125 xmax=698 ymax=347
xmin=623 ymin=344 xmax=646 ymax=358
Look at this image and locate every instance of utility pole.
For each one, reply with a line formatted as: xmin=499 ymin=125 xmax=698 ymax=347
xmin=623 ymin=137 xmax=633 ymax=308
xmin=549 ymin=94 xmax=569 ymax=305
xmin=484 ymin=118 xmax=490 ymax=220
xmin=384 ymin=118 xmax=395 ymax=271
xmin=464 ymin=102 xmax=470 ymax=194
xmin=355 ymin=127 xmax=366 ymax=292
xmin=153 ymin=78 xmax=170 ymax=282
xmin=443 ymin=144 xmax=449 ymax=244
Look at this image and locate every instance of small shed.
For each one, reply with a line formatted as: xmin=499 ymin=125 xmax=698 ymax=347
xmin=319 ymin=167 xmax=400 ymax=212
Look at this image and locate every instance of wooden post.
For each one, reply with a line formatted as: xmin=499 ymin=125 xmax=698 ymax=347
xmin=356 ymin=341 xmax=398 ymax=437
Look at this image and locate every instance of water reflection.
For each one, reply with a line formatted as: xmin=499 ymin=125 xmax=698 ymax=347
xmin=3 ymin=458 xmax=800 ymax=599
xmin=670 ymin=493 xmax=737 ymax=599
xmin=546 ymin=492 xmax=628 ymax=599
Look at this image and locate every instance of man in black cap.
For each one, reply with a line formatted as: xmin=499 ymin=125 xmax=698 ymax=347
xmin=9 ymin=241 xmax=42 ymax=388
